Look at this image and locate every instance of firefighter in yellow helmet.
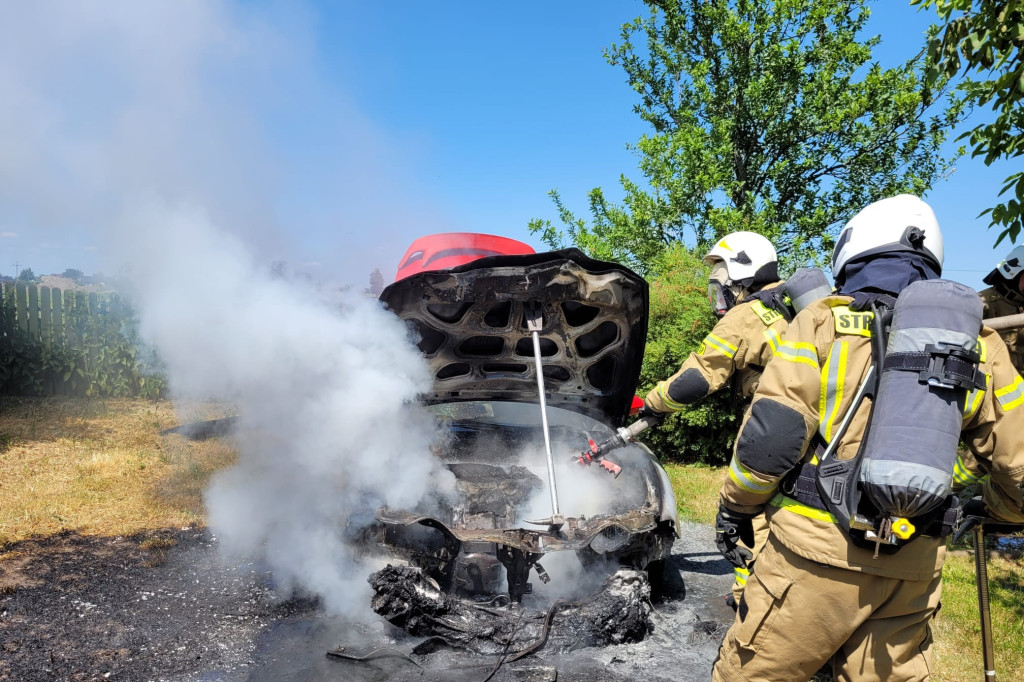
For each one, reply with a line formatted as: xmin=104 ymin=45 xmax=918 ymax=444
xmin=711 ymin=194 xmax=1024 ymax=681
xmin=642 ymin=231 xmax=829 ymax=607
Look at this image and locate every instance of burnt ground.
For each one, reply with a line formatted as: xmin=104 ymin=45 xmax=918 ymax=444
xmin=0 ymin=522 xmax=735 ymax=681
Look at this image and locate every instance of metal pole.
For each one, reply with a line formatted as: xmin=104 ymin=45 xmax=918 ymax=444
xmin=984 ymin=313 xmax=1024 ymax=332
xmin=526 ymin=304 xmax=561 ymax=525
xmin=973 ymin=523 xmax=996 ymax=681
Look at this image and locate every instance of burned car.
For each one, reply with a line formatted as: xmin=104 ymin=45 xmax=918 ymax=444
xmin=375 ymin=248 xmax=677 ymax=607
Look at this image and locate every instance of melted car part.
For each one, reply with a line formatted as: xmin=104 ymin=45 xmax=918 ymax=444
xmin=377 ymin=505 xmax=659 ymax=556
xmin=369 ymin=565 xmax=653 ymax=655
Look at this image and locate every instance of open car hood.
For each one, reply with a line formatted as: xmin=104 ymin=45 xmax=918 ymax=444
xmin=379 ymin=249 xmax=648 ymax=425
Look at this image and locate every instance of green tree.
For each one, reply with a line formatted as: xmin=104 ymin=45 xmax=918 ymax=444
xmin=61 ymin=268 xmax=84 ymax=281
xmin=914 ymin=0 xmax=1024 ymax=245
xmin=17 ymin=268 xmax=35 ymax=283
xmin=530 ymin=0 xmax=963 ymax=274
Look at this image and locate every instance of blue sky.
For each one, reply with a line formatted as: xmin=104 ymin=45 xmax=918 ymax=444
xmin=1 ymin=0 xmax=1015 ymax=289
xmin=308 ymin=0 xmax=1012 ymax=288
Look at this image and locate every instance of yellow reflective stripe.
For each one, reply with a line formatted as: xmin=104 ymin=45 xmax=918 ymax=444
xmin=702 ymin=333 xmax=738 ymax=358
xmin=978 ymin=337 xmax=988 ymax=363
xmin=952 ymin=455 xmax=983 ymax=487
xmin=962 ymin=373 xmax=989 ymax=421
xmin=776 ymin=340 xmax=819 ymax=368
xmin=995 ymin=374 xmax=1024 ymax=411
xmin=655 ymin=382 xmax=685 ymax=411
xmin=769 ymin=493 xmax=837 ymax=523
xmin=733 ymin=566 xmax=749 ymax=585
xmin=817 ymin=341 xmax=848 ymax=441
xmin=728 ymin=455 xmax=776 ymax=494
xmin=763 ymin=327 xmax=782 ymax=354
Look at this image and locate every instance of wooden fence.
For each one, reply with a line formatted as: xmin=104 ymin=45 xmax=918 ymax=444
xmin=0 ymin=281 xmax=164 ymax=397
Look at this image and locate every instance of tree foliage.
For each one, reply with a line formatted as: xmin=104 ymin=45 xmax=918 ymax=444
xmin=530 ymin=0 xmax=963 ymax=273
xmin=914 ymin=0 xmax=1024 ymax=245
xmin=17 ymin=268 xmax=35 ymax=283
xmin=61 ymin=268 xmax=84 ymax=281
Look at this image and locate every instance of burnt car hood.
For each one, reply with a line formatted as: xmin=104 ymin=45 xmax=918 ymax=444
xmin=379 ymin=248 xmax=649 ymax=425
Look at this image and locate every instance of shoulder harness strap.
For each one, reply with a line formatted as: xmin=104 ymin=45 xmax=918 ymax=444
xmin=743 ymin=287 xmax=793 ymax=324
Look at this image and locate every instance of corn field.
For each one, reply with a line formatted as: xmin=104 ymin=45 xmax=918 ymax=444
xmin=0 ymin=282 xmax=165 ymax=397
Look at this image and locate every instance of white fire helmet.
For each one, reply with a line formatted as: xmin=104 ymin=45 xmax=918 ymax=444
xmin=831 ymin=194 xmax=944 ymax=279
xmin=702 ymin=231 xmax=779 ymax=286
xmin=983 ymin=244 xmax=1024 ymax=287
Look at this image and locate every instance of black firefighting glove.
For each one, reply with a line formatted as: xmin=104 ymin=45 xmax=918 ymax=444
xmin=715 ymin=504 xmax=756 ymax=568
xmin=954 ymin=496 xmax=1024 ymax=543
xmin=637 ymin=404 xmax=667 ymax=424
xmin=953 ymin=496 xmax=987 ymax=544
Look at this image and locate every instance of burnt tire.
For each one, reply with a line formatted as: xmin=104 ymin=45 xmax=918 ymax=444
xmin=648 ymin=525 xmax=682 ymax=601
xmin=647 ymin=556 xmax=685 ymax=602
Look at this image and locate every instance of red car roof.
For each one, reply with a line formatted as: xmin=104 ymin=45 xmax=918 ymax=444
xmin=394 ymin=233 xmax=535 ymax=281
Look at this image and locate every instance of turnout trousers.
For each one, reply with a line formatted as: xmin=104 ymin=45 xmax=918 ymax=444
xmin=712 ymin=535 xmax=941 ymax=682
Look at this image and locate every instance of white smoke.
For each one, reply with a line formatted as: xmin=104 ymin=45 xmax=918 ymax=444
xmin=122 ymin=199 xmax=456 ymax=614
xmin=0 ymin=1 xmax=458 ymax=615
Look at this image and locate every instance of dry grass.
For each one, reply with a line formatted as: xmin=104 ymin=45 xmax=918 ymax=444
xmin=0 ymin=397 xmax=237 ymax=547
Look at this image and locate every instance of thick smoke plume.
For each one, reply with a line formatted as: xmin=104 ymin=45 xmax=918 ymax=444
xmin=124 ymin=200 xmax=455 ymax=615
xmin=0 ymin=1 xmax=456 ymax=615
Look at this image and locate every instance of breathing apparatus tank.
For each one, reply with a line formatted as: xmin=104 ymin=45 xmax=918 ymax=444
xmin=858 ymin=279 xmax=986 ymax=520
xmin=784 ymin=268 xmax=832 ymax=314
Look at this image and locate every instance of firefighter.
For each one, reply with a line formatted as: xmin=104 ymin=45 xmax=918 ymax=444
xmin=980 ymin=245 xmax=1024 ymax=369
xmin=948 ymin=249 xmax=1024 ymax=494
xmin=711 ymin=194 xmax=1024 ymax=681
xmin=641 ymin=231 xmax=793 ymax=607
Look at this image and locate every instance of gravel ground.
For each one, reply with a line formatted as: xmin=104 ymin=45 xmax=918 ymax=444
xmin=0 ymin=521 xmax=735 ymax=681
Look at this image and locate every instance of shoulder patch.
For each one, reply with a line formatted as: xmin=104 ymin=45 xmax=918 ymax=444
xmin=832 ymin=305 xmax=873 ymax=337
xmin=750 ymin=300 xmax=784 ymax=326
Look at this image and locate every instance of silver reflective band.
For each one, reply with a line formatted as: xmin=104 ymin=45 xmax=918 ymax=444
xmin=785 ymin=267 xmax=832 ymax=313
xmin=858 ymin=460 xmax=952 ymax=503
xmin=887 ymin=328 xmax=977 ymax=354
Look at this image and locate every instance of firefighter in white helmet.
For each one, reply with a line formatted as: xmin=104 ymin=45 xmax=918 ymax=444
xmin=981 ymin=244 xmax=1024 ymax=369
xmin=642 ymin=231 xmax=796 ymax=607
xmin=711 ymin=194 xmax=1024 ymax=680
xmin=950 ymin=246 xmax=1024 ymax=495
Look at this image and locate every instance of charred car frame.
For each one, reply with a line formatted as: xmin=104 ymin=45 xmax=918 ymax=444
xmin=376 ymin=248 xmax=678 ymax=604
